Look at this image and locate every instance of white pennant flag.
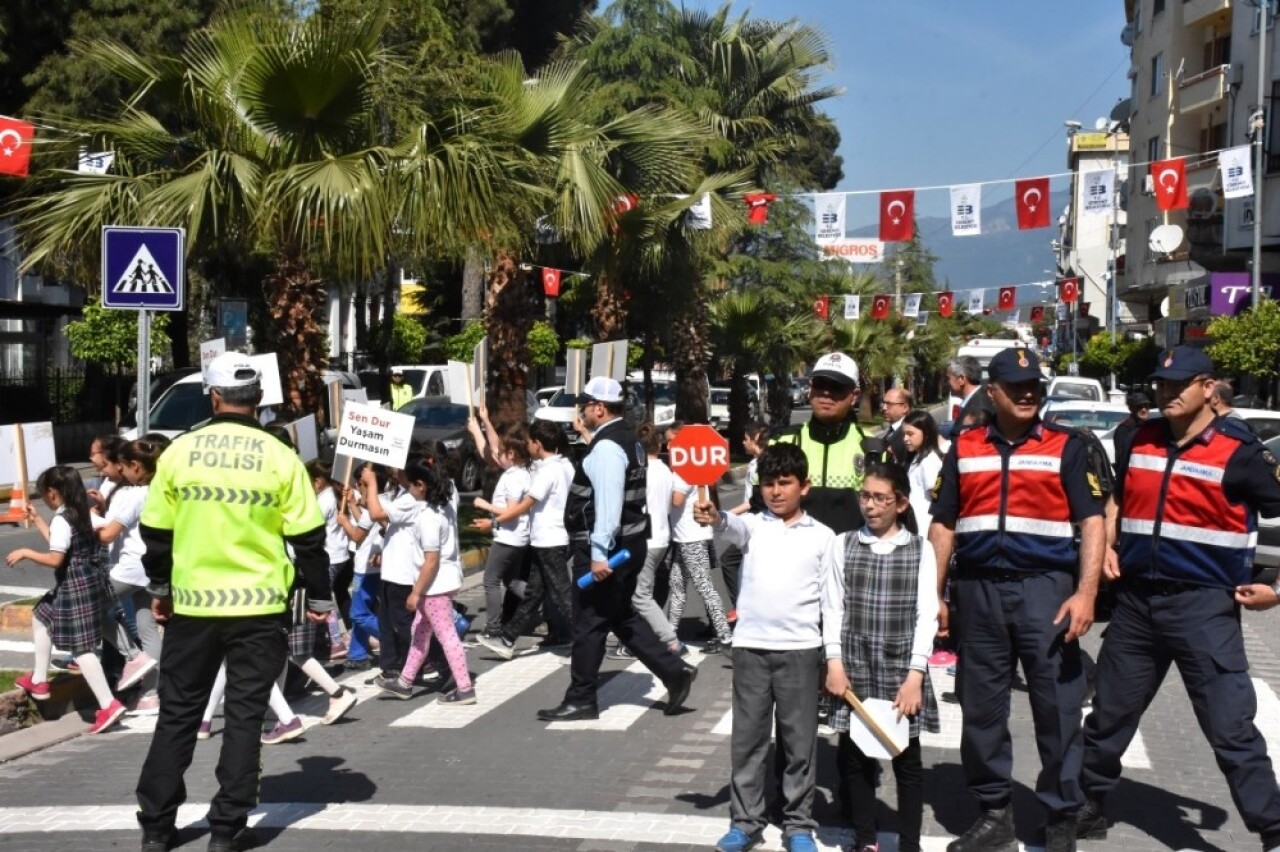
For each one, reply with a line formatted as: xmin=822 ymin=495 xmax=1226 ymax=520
xmin=814 ymin=193 xmax=846 ymax=245
xmin=916 ymin=310 xmax=929 ymax=326
xmin=950 ymin=184 xmax=982 ymax=236
xmin=1219 ymin=145 xmax=1254 ymax=199
xmin=967 ymin=290 xmax=984 ymax=314
xmin=843 ymin=294 xmax=861 ymax=320
xmin=680 ymin=193 xmax=713 ymax=229
xmin=903 ymin=292 xmax=922 ymax=317
xmin=1081 ymin=169 xmax=1116 ymax=217
xmin=77 ymin=148 xmax=115 ymax=175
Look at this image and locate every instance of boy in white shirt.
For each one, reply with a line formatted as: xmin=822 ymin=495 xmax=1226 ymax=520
xmin=693 ymin=444 xmax=834 ymax=852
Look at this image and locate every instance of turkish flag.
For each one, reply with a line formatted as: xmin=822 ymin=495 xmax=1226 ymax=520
xmin=0 ymin=116 xmax=35 ymax=177
xmin=1059 ymin=277 xmax=1079 ymax=303
xmin=1015 ymin=177 xmax=1051 ymax=229
xmin=879 ymin=190 xmax=914 ymax=242
xmin=613 ymin=193 xmax=640 ymax=215
xmin=937 ymin=291 xmax=954 ymax=318
xmin=744 ymin=192 xmax=777 ymax=225
xmin=998 ymin=286 xmax=1016 ymax=311
xmin=541 ymin=267 xmax=561 ymax=298
xmin=1030 ymin=306 xmax=1045 ymax=322
xmin=870 ymin=294 xmax=891 ymax=320
xmin=813 ymin=295 xmax=829 ymax=321
xmin=1151 ymin=158 xmax=1188 ymax=211
xmin=1080 ymin=302 xmax=1091 ymax=318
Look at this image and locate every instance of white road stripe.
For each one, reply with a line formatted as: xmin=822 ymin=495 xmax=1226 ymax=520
xmin=546 ymin=647 xmax=707 ymax=731
xmin=1251 ymin=678 xmax=1280 ymax=749
xmin=0 ymin=584 xmax=47 ymax=599
xmin=392 ymin=648 xmax=565 ymax=729
xmin=0 ymin=802 xmax=1041 ymax=850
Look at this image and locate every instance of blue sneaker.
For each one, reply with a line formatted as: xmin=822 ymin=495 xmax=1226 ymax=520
xmin=783 ymin=832 xmax=817 ymax=852
xmin=714 ymin=826 xmax=761 ymax=852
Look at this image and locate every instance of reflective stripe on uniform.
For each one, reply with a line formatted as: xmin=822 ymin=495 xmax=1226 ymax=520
xmin=956 ymin=514 xmax=1073 ymax=538
xmin=1121 ymin=518 xmax=1255 ymax=549
xmin=172 ymin=587 xmax=288 ymax=611
xmin=1127 ymin=453 xmax=1226 ymax=484
xmin=958 ymin=454 xmax=1062 ymax=474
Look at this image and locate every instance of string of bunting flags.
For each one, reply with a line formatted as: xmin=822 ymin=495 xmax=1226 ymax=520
xmin=820 ymin=277 xmax=1081 ymax=324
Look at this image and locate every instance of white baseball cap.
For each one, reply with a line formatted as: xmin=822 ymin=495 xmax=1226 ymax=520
xmin=810 ymin=352 xmax=859 ymax=386
xmin=578 ymin=376 xmax=624 ymax=404
xmin=206 ymin=352 xmax=262 ymax=389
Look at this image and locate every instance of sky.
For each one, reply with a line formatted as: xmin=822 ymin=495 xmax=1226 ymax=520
xmin=684 ymin=0 xmax=1131 ymax=226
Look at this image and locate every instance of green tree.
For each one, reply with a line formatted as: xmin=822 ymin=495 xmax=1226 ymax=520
xmin=65 ymin=303 xmax=171 ymax=414
xmin=1207 ymin=300 xmax=1280 ymax=404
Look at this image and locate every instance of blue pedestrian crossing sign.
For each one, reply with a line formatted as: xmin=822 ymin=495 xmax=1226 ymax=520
xmin=101 ymin=226 xmax=185 ymax=311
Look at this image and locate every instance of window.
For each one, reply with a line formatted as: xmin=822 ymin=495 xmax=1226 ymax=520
xmin=1147 ymin=135 xmax=1161 ymax=165
xmin=1253 ymin=4 xmax=1276 ymax=35
xmin=1200 ymin=122 xmax=1227 ymax=154
xmin=1203 ymin=33 xmax=1231 ymax=70
xmin=1150 ymin=53 xmax=1164 ymax=97
xmin=1269 ymin=81 xmax=1280 ymax=173
xmin=1153 ymin=0 xmax=1165 ymax=15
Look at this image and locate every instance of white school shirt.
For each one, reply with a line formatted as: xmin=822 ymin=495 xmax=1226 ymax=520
xmin=716 ymin=510 xmax=834 ymax=649
xmin=491 ymin=465 xmax=532 ymax=547
xmin=351 ymin=510 xmax=381 ymax=576
xmin=318 ymin=488 xmax=351 ymax=565
xmin=528 ymin=455 xmax=573 ymax=548
xmin=821 ymin=527 xmax=939 ymax=672
xmin=645 ymin=456 xmax=674 ymax=549
xmin=670 ymin=473 xmax=712 ymax=544
xmin=907 ymin=443 xmax=947 ymax=533
xmin=48 ymin=507 xmax=71 ymax=554
xmin=378 ymin=488 xmax=426 ymax=586
xmin=104 ymin=484 xmax=149 ymax=586
xmin=413 ymin=502 xmax=463 ymax=596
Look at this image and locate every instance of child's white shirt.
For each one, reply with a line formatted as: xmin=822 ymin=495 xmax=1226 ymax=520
xmin=413 ymin=502 xmax=463 ymax=596
xmin=491 ymin=465 xmax=532 ymax=547
xmin=48 ymin=507 xmax=71 ymax=554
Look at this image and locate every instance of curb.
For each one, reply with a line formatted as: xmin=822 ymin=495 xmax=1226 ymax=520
xmin=0 ymin=604 xmax=33 ymax=634
xmin=0 ymin=713 xmax=86 ymax=764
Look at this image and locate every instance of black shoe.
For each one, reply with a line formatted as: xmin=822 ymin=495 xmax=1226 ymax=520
xmin=344 ymin=658 xmax=372 ymax=671
xmin=663 ymin=665 xmax=697 ymax=716
xmin=141 ymin=831 xmax=173 ymax=852
xmin=1264 ymin=830 xmax=1280 ymax=852
xmin=1044 ymin=818 xmax=1076 ymax=852
xmin=536 ymin=701 xmax=599 ymax=721
xmin=1075 ymin=795 xmax=1107 ymax=840
xmin=208 ymin=828 xmax=254 ymax=852
xmin=947 ymin=806 xmax=1016 ymax=852
xmin=941 ymin=690 xmax=960 ymax=704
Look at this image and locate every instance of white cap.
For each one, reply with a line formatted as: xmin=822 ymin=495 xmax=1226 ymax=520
xmin=578 ymin=376 xmax=624 ymax=403
xmin=810 ymin=352 xmax=859 ymax=386
xmin=206 ymin=352 xmax=262 ymax=389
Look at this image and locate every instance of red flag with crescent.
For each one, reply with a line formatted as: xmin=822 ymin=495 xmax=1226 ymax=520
xmin=1015 ymin=177 xmax=1050 ymax=230
xmin=1030 ymin=306 xmax=1045 ymax=322
xmin=998 ymin=286 xmax=1016 ymax=311
xmin=879 ymin=190 xmax=914 ymax=243
xmin=1151 ymin=158 xmax=1188 ymax=212
xmin=813 ymin=295 xmax=829 ymax=321
xmin=937 ymin=291 xmax=954 ymax=318
xmin=0 ymin=116 xmax=35 ymax=177
xmin=1059 ymin=277 xmax=1079 ymax=304
xmin=870 ymin=294 xmax=892 ymax=320
xmin=541 ymin=268 xmax=561 ymax=298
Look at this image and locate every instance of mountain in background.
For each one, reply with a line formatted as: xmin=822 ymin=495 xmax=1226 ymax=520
xmin=850 ymin=189 xmax=1069 ymax=302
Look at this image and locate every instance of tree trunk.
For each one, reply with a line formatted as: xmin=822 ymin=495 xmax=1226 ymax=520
xmin=667 ymin=284 xmax=710 ymax=424
xmin=727 ymin=359 xmax=750 ymax=452
xmin=262 ymin=249 xmax=328 ymax=419
xmin=168 ymin=308 xmax=191 ymax=368
xmin=592 ymin=269 xmax=629 ymax=342
xmin=462 ymin=245 xmax=485 ymax=321
xmin=485 ymin=253 xmax=538 ymax=429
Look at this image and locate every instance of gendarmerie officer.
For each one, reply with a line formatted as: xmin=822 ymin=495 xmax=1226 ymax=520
xmin=1078 ymin=347 xmax=1280 ymax=851
xmin=135 ymin=353 xmax=332 ymax=852
xmin=929 ymin=346 xmax=1105 ymax=852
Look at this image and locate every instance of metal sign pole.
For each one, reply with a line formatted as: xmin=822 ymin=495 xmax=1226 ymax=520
xmin=137 ymin=309 xmax=151 ymax=435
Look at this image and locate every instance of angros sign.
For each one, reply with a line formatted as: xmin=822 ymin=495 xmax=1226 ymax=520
xmin=819 ymin=238 xmax=884 ymax=264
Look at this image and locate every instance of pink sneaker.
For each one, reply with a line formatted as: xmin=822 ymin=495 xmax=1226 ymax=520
xmin=118 ymin=652 xmax=158 ymax=691
xmin=14 ymin=673 xmax=50 ymax=701
xmin=131 ymin=691 xmax=161 ymax=716
xmin=88 ymin=699 xmax=126 ymax=734
xmin=929 ymin=649 xmax=957 ymax=667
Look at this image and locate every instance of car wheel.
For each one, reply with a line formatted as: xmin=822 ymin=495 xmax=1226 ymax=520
xmin=459 ymin=454 xmax=481 ymax=492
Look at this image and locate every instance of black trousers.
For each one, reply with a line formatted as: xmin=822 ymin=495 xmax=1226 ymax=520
xmin=378 ymin=580 xmax=414 ymax=676
xmin=841 ymin=733 xmax=924 ymax=852
xmin=565 ymin=541 xmax=687 ymax=705
xmin=329 ymin=558 xmax=354 ymax=627
xmin=136 ymin=613 xmax=288 ymax=837
xmin=719 ymin=543 xmax=743 ymax=608
xmin=1083 ymin=584 xmax=1280 ymax=836
xmin=503 ymin=546 xmax=572 ymax=644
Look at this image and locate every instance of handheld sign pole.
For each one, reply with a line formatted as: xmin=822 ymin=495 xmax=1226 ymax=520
xmin=337 ymin=454 xmax=356 ymax=516
xmin=14 ymin=424 xmax=28 ymax=529
xmin=576 ymin=549 xmax=634 ymax=589
xmin=842 ymin=688 xmax=905 ymax=758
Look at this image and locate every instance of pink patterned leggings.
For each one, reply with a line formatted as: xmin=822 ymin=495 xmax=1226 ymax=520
xmin=401 ymin=593 xmax=472 ymax=691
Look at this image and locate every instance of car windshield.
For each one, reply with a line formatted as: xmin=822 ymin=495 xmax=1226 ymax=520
xmin=396 ymin=369 xmax=427 ymax=395
xmin=1043 ymin=408 xmax=1128 ymax=433
xmin=1051 ymin=381 xmax=1102 ymax=401
xmin=401 ymin=399 xmax=467 ymax=428
xmin=547 ymin=390 xmax=579 ymax=408
xmin=148 ymin=383 xmax=212 ymax=432
xmin=650 ymin=382 xmax=677 ymax=405
xmin=711 ymin=390 xmax=730 ymax=404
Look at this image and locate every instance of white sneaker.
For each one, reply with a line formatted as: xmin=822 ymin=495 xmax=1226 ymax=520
xmin=323 ymin=688 xmax=358 ymax=725
xmin=118 ymin=653 xmax=158 ymax=691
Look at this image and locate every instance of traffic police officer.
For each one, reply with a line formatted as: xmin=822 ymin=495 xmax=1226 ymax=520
xmin=1078 ymin=347 xmax=1280 ymax=851
xmin=135 ymin=352 xmax=332 ymax=852
xmin=929 ymin=346 xmax=1104 ymax=852
xmin=773 ymin=352 xmax=869 ymax=534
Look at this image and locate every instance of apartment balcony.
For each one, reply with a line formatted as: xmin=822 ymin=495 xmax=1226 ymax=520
xmin=1182 ymin=0 xmax=1231 ymax=29
xmin=1179 ymin=64 xmax=1230 ymax=114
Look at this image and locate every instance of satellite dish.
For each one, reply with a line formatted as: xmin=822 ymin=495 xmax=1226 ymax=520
xmin=1149 ymin=223 xmax=1185 ymax=254
xmin=1158 ymin=296 xmax=1170 ymax=318
xmin=1095 ymin=117 xmax=1109 ymax=131
xmin=1111 ymin=98 xmax=1132 ymax=123
xmin=1120 ymin=22 xmax=1136 ymax=47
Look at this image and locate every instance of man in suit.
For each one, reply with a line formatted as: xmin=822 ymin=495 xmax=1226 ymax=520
xmin=878 ymin=387 xmax=912 ymax=464
xmin=947 ymin=356 xmax=993 ymax=435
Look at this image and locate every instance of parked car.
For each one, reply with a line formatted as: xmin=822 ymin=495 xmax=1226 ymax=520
xmin=390 ymin=364 xmax=450 ymax=399
xmin=534 ymin=385 xmax=561 ymax=407
xmin=1039 ymin=399 xmax=1130 ymax=434
xmin=709 ymin=387 xmax=731 ymax=430
xmin=120 ymin=367 xmax=200 ymax=429
xmin=1046 ymin=376 xmax=1106 ymax=402
xmin=789 ymin=377 xmax=808 ymax=407
xmin=397 ymin=396 xmax=483 ymax=492
xmin=533 ymin=385 xmax=647 ymax=445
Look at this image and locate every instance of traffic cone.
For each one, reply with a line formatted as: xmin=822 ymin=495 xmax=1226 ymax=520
xmin=2 ymin=482 xmax=27 ymax=524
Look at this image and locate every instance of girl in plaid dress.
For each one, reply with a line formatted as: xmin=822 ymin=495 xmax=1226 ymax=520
xmin=822 ymin=461 xmax=940 ymax=852
xmin=6 ymin=466 xmax=126 ymax=734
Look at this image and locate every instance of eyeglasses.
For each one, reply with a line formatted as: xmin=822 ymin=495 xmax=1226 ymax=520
xmin=810 ymin=380 xmax=854 ymax=398
xmin=857 ymin=491 xmax=897 ymax=506
xmin=880 ymin=399 xmax=908 ymax=408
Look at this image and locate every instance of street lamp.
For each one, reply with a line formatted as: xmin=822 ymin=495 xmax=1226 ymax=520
xmin=1247 ymin=0 xmax=1273 ymax=308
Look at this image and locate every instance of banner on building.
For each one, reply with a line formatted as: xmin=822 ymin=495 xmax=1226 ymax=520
xmin=1219 ymin=146 xmax=1254 ymax=199
xmin=814 ymin=194 xmax=846 ymax=244
xmin=1081 ymin=169 xmax=1115 ymax=217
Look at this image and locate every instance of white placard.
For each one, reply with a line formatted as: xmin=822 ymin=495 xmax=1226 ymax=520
xmin=447 ymin=361 xmax=474 ymax=407
xmin=247 ymin=353 xmax=283 ymax=407
xmin=342 ymin=388 xmax=368 ymax=404
xmin=843 ymin=294 xmax=861 ymax=320
xmin=903 ymin=293 xmax=922 ymax=318
xmin=0 ymin=422 xmax=57 ymax=486
xmin=1081 ymin=169 xmax=1116 ymax=217
xmin=335 ymin=401 xmax=415 ymax=470
xmin=950 ymin=183 xmax=982 ymax=237
xmin=565 ymin=349 xmax=587 ymax=396
xmin=288 ymin=414 xmax=319 ymax=463
xmin=590 ymin=340 xmax=628 ymax=382
xmin=472 ymin=337 xmax=488 ymax=405
xmin=967 ymin=290 xmax=985 ymax=314
xmin=199 ymin=337 xmax=226 ymax=394
xmin=846 ymin=697 xmax=909 ymax=761
xmin=814 ymin=193 xmax=846 ymax=245
xmin=1220 ymin=145 xmax=1255 ymax=199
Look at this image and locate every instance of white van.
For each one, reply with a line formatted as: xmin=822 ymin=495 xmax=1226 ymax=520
xmin=956 ymin=338 xmax=1052 ymax=379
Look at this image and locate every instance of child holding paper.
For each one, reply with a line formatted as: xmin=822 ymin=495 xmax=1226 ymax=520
xmin=821 ymin=460 xmax=939 ymax=852
xmin=692 ymin=444 xmax=835 ymax=852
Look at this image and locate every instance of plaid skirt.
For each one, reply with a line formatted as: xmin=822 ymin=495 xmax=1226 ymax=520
xmin=288 ymin=585 xmax=316 ymax=658
xmin=33 ymin=536 xmax=110 ymax=655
